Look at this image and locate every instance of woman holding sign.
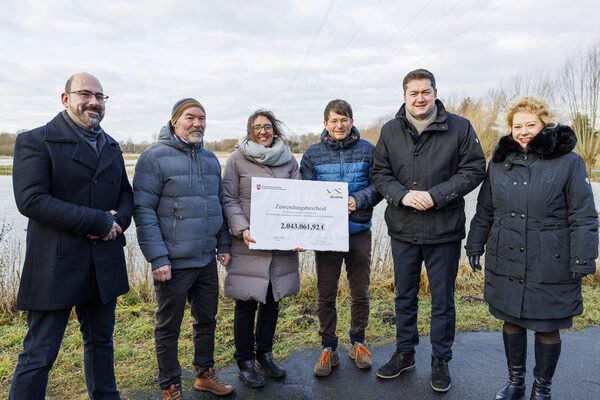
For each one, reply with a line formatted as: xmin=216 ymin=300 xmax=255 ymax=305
xmin=222 ymin=109 xmax=301 ymax=388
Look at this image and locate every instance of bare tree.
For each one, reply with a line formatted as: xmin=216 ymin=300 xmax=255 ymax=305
xmin=559 ymin=40 xmax=600 ymax=176
xmin=503 ymin=69 xmax=556 ymax=104
xmin=444 ymin=91 xmax=505 ymax=161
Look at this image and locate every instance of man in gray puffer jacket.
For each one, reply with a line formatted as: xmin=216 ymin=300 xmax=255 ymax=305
xmin=133 ymin=98 xmax=234 ymax=399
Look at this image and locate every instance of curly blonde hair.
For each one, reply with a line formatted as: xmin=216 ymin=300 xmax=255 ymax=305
xmin=505 ymin=96 xmax=555 ymax=131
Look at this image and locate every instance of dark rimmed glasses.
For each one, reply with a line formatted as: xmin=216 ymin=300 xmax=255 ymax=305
xmin=252 ymin=124 xmax=273 ymax=133
xmin=67 ymin=90 xmax=109 ymax=103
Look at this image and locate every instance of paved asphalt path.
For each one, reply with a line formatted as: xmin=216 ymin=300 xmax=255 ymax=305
xmin=129 ymin=326 xmax=600 ymax=400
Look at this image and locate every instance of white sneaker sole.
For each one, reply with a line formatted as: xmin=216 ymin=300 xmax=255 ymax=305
xmin=431 ymin=380 xmax=451 ymax=392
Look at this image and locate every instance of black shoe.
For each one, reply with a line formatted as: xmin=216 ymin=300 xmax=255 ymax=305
xmin=530 ymin=339 xmax=561 ymax=400
xmin=256 ymin=352 xmax=286 ymax=379
xmin=496 ymin=330 xmax=526 ymax=400
xmin=431 ymin=356 xmax=451 ymax=392
xmin=376 ymin=350 xmax=415 ymax=379
xmin=237 ymin=360 xmax=265 ymax=388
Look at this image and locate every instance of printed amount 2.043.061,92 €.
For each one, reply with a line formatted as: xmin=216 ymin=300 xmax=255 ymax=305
xmin=280 ymin=222 xmax=325 ymax=231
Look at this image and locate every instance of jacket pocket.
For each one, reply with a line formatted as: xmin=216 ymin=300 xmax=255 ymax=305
xmin=171 ymin=202 xmax=180 ymax=248
xmin=170 ymin=218 xmax=177 ymax=248
xmin=435 ymin=203 xmax=465 ymax=236
xmin=532 ymin=229 xmax=571 ymax=283
xmin=484 ymin=225 xmax=500 ymax=272
xmin=57 ymin=231 xmax=72 ymax=258
xmin=384 ymin=205 xmax=411 ymax=236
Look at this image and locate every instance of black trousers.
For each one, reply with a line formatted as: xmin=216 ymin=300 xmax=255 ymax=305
xmin=154 ymin=260 xmax=218 ymax=389
xmin=9 ymin=299 xmax=119 ymax=400
xmin=391 ymin=239 xmax=460 ymax=360
xmin=233 ymin=283 xmax=279 ymax=362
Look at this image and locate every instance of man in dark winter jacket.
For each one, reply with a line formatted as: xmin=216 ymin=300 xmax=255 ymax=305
xmin=372 ymin=69 xmax=486 ymax=392
xmin=9 ymin=72 xmax=133 ymax=400
xmin=301 ymin=99 xmax=382 ymax=377
xmin=133 ymin=98 xmax=234 ymax=399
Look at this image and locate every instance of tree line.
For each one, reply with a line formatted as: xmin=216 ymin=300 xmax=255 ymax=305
xmin=442 ymin=40 xmax=600 ymax=176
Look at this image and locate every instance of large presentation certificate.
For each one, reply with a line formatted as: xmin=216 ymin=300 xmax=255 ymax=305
xmin=249 ymin=177 xmax=349 ymax=251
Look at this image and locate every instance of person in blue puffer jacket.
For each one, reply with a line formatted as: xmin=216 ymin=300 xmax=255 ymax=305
xmin=300 ymin=99 xmax=382 ymax=377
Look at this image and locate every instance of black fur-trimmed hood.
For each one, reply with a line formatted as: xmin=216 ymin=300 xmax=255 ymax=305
xmin=491 ymin=124 xmax=577 ymax=163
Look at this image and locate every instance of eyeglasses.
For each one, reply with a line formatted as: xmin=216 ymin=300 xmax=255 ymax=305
xmin=327 ymin=118 xmax=351 ymax=126
xmin=252 ymin=124 xmax=273 ymax=133
xmin=67 ymin=90 xmax=109 ymax=103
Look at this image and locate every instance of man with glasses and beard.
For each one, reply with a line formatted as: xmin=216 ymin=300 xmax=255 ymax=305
xmin=133 ymin=98 xmax=234 ymax=399
xmin=9 ymin=72 xmax=133 ymax=399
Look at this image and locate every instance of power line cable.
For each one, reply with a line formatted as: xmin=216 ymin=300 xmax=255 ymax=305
xmin=381 ymin=0 xmax=434 ymax=49
xmin=336 ymin=0 xmax=510 ymax=130
xmin=341 ymin=0 xmax=458 ymax=96
xmin=344 ymin=0 xmax=386 ymax=48
xmin=409 ymin=0 xmax=510 ymax=71
xmin=286 ymin=0 xmax=337 ymax=91
xmin=346 ymin=0 xmax=510 ymax=96
xmin=306 ymin=0 xmax=386 ymax=97
xmin=409 ymin=0 xmax=465 ymax=45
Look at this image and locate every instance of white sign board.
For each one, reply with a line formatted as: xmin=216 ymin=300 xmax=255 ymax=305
xmin=249 ymin=177 xmax=349 ymax=251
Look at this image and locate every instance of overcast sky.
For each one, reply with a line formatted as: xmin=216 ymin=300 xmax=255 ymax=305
xmin=0 ymin=0 xmax=598 ymax=143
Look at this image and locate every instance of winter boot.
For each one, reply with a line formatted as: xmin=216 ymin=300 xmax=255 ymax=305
xmin=256 ymin=351 xmax=286 ymax=379
xmin=530 ymin=338 xmax=561 ymax=400
xmin=237 ymin=360 xmax=265 ymax=388
xmin=496 ymin=330 xmax=527 ymax=399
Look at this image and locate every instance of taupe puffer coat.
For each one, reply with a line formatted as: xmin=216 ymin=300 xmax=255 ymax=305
xmin=222 ymin=147 xmax=300 ymax=303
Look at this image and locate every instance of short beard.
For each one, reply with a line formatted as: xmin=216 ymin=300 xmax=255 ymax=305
xmin=74 ymin=104 xmax=104 ymax=129
xmin=187 ymin=130 xmax=204 ymax=144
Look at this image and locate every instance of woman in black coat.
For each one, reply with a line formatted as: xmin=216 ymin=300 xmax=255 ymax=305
xmin=466 ymin=97 xmax=597 ymax=400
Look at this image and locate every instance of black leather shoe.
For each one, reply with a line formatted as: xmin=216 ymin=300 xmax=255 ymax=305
xmin=256 ymin=352 xmax=286 ymax=379
xmin=431 ymin=356 xmax=451 ymax=392
xmin=237 ymin=360 xmax=265 ymax=388
xmin=376 ymin=350 xmax=416 ymax=379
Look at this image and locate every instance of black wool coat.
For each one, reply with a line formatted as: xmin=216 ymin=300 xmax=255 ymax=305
xmin=466 ymin=125 xmax=598 ymax=320
xmin=12 ymin=113 xmax=133 ymax=310
xmin=373 ymin=100 xmax=486 ymax=244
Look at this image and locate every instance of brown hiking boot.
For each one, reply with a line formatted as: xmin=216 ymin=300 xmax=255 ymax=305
xmin=162 ymin=383 xmax=184 ymax=400
xmin=313 ymin=347 xmax=340 ymax=377
xmin=349 ymin=342 xmax=373 ymax=369
xmin=194 ymin=368 xmax=235 ymax=396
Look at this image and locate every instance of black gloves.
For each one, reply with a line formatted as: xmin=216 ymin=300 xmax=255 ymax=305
xmin=571 ymin=272 xmax=587 ymax=280
xmin=468 ymin=255 xmax=482 ymax=273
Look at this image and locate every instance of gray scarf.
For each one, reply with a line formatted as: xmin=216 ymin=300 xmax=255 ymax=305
xmin=61 ymin=110 xmax=106 ymax=154
xmin=237 ymin=136 xmax=293 ymax=166
xmin=406 ymin=104 xmax=438 ymax=135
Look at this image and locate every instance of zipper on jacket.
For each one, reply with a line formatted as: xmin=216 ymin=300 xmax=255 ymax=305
xmin=197 ymin=150 xmax=209 ymax=237
xmin=188 ymin=150 xmax=195 ymax=188
xmin=339 ymin=148 xmax=345 ymax=181
xmin=171 ymin=202 xmax=179 ymax=248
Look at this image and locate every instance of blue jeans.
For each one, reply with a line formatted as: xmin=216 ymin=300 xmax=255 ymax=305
xmin=9 ymin=299 xmax=120 ymax=400
xmin=391 ymin=239 xmax=460 ymax=360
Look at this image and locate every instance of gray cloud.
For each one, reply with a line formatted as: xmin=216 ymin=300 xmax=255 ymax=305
xmin=0 ymin=0 xmax=598 ymax=142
